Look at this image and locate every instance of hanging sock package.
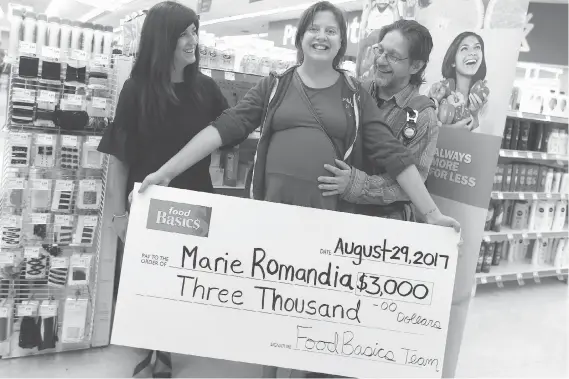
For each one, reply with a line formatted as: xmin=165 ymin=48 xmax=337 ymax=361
xmin=7 ymin=132 xmax=32 ymax=167
xmin=23 ymin=246 xmax=48 ymax=280
xmin=1 ymin=215 xmax=23 ymax=248
xmin=68 ymin=254 xmax=91 ymax=286
xmin=11 ymin=88 xmax=36 ymax=124
xmin=29 ymin=178 xmax=53 ymax=211
xmin=38 ymin=300 xmax=59 ymax=351
xmin=77 ymin=180 xmax=103 ymax=211
xmin=61 ymin=298 xmax=88 ymax=343
xmin=35 ymin=89 xmax=60 ymax=128
xmin=3 ymin=177 xmax=27 ymax=209
xmin=58 ymin=135 xmax=82 ymax=170
xmin=17 ymin=300 xmax=41 ymax=349
xmin=32 ymin=133 xmax=57 ymax=168
xmin=72 ymin=215 xmax=98 ymax=247
xmin=48 ymin=256 xmax=69 ymax=288
xmin=23 ymin=212 xmax=52 ymax=245
xmin=81 ymin=137 xmax=104 ymax=169
xmin=0 ymin=301 xmax=14 ymax=343
xmin=53 ymin=215 xmax=75 ymax=245
xmin=51 ymin=180 xmax=76 ymax=213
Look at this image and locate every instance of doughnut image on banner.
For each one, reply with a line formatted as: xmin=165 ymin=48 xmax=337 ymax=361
xmin=357 ymin=0 xmax=530 ymax=377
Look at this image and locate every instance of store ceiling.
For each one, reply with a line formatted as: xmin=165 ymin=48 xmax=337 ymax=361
xmin=0 ymin=0 xmax=565 ymax=35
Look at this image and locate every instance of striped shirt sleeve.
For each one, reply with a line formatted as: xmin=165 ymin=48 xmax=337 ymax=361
xmin=342 ymin=107 xmax=440 ymax=205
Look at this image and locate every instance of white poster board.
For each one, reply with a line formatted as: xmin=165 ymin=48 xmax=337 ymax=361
xmin=111 ymin=184 xmax=460 ymax=378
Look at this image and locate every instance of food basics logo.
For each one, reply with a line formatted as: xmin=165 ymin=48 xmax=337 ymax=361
xmin=146 ymin=199 xmax=212 ymax=238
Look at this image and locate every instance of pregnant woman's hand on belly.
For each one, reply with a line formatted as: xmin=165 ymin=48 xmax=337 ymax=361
xmin=318 ymin=159 xmax=352 ymax=197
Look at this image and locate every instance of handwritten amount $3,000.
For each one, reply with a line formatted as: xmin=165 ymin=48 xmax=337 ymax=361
xmin=356 ymin=274 xmax=430 ymax=301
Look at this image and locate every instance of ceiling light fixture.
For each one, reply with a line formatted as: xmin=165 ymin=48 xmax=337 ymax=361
xmin=201 ymin=0 xmax=357 ymax=26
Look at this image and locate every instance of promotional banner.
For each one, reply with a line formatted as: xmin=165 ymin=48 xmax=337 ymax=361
xmin=112 ymin=185 xmax=460 ymax=378
xmin=356 ymin=0 xmax=530 ymax=377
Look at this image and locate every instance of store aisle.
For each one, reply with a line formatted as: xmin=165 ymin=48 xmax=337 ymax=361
xmin=0 ymin=278 xmax=566 ymax=378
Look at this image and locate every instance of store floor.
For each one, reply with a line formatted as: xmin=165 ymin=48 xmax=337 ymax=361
xmin=0 ymin=278 xmax=566 ymax=378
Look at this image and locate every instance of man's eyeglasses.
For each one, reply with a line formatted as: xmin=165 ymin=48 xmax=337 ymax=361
xmin=372 ymin=44 xmax=408 ymax=64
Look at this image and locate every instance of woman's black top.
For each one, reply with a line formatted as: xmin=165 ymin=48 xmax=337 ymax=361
xmin=98 ymin=73 xmax=229 ymax=202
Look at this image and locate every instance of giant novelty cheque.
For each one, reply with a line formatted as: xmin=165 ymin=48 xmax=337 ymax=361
xmin=111 ymin=184 xmax=460 ymax=378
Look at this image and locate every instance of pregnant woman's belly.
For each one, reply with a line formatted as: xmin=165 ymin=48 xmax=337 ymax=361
xmin=264 ymin=127 xmax=339 ymax=210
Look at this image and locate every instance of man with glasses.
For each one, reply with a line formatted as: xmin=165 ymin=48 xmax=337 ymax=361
xmin=318 ymin=20 xmax=438 ymax=222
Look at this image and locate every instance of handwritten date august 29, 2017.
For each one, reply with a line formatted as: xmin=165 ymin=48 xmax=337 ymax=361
xmin=332 ymin=237 xmax=450 ymax=269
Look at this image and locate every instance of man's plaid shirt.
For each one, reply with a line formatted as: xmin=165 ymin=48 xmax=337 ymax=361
xmin=342 ymin=83 xmax=440 ymax=205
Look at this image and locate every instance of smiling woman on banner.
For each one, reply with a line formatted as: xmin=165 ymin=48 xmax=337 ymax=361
xmin=97 ymin=1 xmax=229 ymax=377
xmin=429 ymin=31 xmax=490 ymax=131
xmin=137 ymin=1 xmax=459 ymax=233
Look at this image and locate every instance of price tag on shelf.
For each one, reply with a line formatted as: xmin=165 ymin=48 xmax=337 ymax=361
xmin=93 ymin=54 xmax=110 ymax=67
xmin=66 ymin=94 xmax=83 ymax=106
xmin=532 ymin=193 xmax=539 ymax=200
xmin=31 ymin=179 xmax=51 ymax=190
xmin=512 ymin=151 xmax=519 ymax=158
xmin=80 ymin=179 xmax=98 ymax=191
xmin=483 ymin=235 xmax=491 ymax=243
xmin=54 ymin=214 xmax=74 ymax=227
xmin=36 ymin=133 xmax=55 ymax=145
xmin=9 ymin=132 xmax=32 ymax=145
xmin=51 ymin=256 xmax=69 ymax=268
xmin=72 ymin=254 xmax=91 ymax=268
xmin=91 ymin=97 xmax=107 ymax=109
xmin=0 ymin=252 xmax=17 ymax=265
xmin=202 ymin=69 xmax=212 ymax=77
xmin=86 ymin=136 xmax=102 ymax=145
xmin=495 ymin=275 xmax=504 ymax=288
xmin=521 ymin=233 xmax=529 ymax=239
xmin=1 ymin=215 xmax=21 ymax=228
xmin=536 ymin=232 xmax=543 ymax=239
xmin=556 ymin=268 xmax=564 ymax=280
xmin=516 ymin=273 xmax=525 ymax=286
xmin=497 ymin=192 xmax=504 ymax=200
xmin=533 ymin=272 xmax=541 ymax=283
xmin=83 ymin=216 xmax=99 ymax=227
xmin=30 ymin=213 xmax=50 ymax=225
xmin=224 ymin=71 xmax=235 ymax=81
xmin=55 ymin=180 xmax=74 ymax=192
xmin=41 ymin=46 xmax=61 ymax=62
xmin=480 ymin=276 xmax=487 ymax=284
xmin=545 ymin=115 xmax=551 ymax=122
xmin=70 ymin=49 xmax=88 ymax=61
xmin=12 ymin=88 xmax=35 ymax=103
xmin=516 ymin=111 xmax=523 ymax=118
xmin=0 ymin=306 xmax=9 ymax=318
xmin=39 ymin=302 xmax=58 ymax=317
xmin=38 ymin=90 xmax=57 ymax=104
xmin=6 ymin=178 xmax=26 ymax=189
xmin=545 ymin=193 xmax=552 ymax=199
xmin=24 ymin=246 xmax=41 ymax=259
xmin=62 ymin=135 xmax=79 ymax=147
xmin=527 ymin=152 xmax=534 ymax=159
xmin=541 ymin=153 xmax=548 ymax=160
xmin=507 ymin=233 xmax=514 ymax=241
xmin=17 ymin=302 xmax=37 ymax=317
xmin=19 ymin=41 xmax=37 ymax=57
xmin=518 ymin=193 xmax=525 ymax=200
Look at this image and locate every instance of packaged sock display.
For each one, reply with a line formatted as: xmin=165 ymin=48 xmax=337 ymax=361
xmin=29 ymin=178 xmax=53 ymax=211
xmin=59 ymin=135 xmax=82 ymax=170
xmin=3 ymin=178 xmax=27 ymax=209
xmin=81 ymin=137 xmax=104 ymax=169
xmin=51 ymin=180 xmax=75 ymax=213
xmin=53 ymin=215 xmax=75 ymax=245
xmin=24 ymin=246 xmax=48 ymax=280
xmin=61 ymin=298 xmax=88 ymax=343
xmin=72 ymin=215 xmax=98 ymax=246
xmin=7 ymin=132 xmax=32 ymax=167
xmin=0 ymin=302 xmax=13 ymax=343
xmin=48 ymin=256 xmax=69 ymax=288
xmin=32 ymin=133 xmax=56 ymax=167
xmin=35 ymin=90 xmax=59 ymax=127
xmin=68 ymin=254 xmax=92 ymax=286
xmin=77 ymin=180 xmax=102 ymax=210
xmin=1 ymin=215 xmax=23 ymax=248
xmin=17 ymin=300 xmax=41 ymax=349
xmin=38 ymin=300 xmax=59 ymax=351
xmin=24 ymin=213 xmax=52 ymax=244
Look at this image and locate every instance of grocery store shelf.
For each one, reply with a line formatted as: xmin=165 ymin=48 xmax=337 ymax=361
xmin=483 ymin=228 xmax=568 ymax=242
xmin=507 ymin=110 xmax=568 ymax=124
xmin=476 ymin=261 xmax=568 ymax=284
xmin=491 ymin=191 xmax=568 ymax=201
xmin=499 ymin=149 xmax=568 ymax=162
xmin=200 ymin=67 xmax=264 ymax=84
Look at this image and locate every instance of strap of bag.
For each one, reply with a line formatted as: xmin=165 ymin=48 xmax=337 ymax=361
xmin=292 ymin=71 xmax=342 ymax=159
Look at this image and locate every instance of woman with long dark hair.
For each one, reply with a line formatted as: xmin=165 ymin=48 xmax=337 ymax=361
xmin=97 ymin=2 xmax=228 ymax=377
xmin=430 ymin=31 xmax=489 ymax=131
